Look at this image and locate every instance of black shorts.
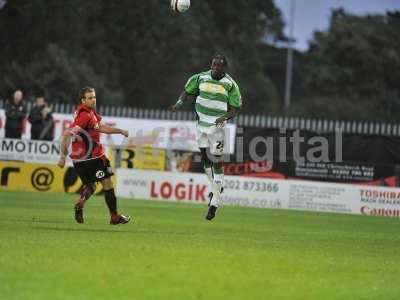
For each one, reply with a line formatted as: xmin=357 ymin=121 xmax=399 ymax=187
xmin=73 ymin=157 xmax=113 ymax=185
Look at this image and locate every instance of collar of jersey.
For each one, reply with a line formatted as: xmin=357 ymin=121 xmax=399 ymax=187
xmin=77 ymin=104 xmax=94 ymax=112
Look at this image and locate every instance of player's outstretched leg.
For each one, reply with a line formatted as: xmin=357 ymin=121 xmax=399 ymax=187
xmin=200 ymin=148 xmax=214 ymax=184
xmin=101 ymin=178 xmax=131 ymax=225
xmin=200 ymin=147 xmax=219 ymax=220
xmin=206 ymin=160 xmax=224 ymax=221
xmin=74 ymin=183 xmax=95 ymax=223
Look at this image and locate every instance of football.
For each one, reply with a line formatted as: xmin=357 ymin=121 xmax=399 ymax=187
xmin=170 ymin=0 xmax=190 ymax=13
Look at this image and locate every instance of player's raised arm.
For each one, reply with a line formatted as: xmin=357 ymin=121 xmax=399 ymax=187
xmin=170 ymin=91 xmax=197 ymax=111
xmin=170 ymin=73 xmax=200 ymax=112
xmin=98 ymin=123 xmax=129 ymax=137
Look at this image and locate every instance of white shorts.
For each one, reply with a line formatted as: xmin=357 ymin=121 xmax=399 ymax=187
xmin=197 ymin=125 xmax=225 ymax=155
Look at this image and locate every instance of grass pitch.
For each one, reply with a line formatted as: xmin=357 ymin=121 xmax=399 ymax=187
xmin=0 ymin=191 xmax=400 ymax=300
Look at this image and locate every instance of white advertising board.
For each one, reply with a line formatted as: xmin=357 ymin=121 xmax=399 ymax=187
xmin=116 ymin=169 xmax=284 ymax=209
xmin=0 ymin=138 xmax=61 ymax=164
xmin=0 ymin=109 xmax=236 ymax=153
xmin=116 ymin=169 xmax=400 ymax=218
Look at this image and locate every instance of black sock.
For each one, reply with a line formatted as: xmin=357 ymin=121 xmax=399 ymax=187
xmin=104 ymin=189 xmax=117 ymax=215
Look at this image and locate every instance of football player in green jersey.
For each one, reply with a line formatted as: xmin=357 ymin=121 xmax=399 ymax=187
xmin=171 ymin=54 xmax=242 ymax=220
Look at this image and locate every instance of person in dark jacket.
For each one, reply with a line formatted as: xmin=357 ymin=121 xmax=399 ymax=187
xmin=28 ymin=93 xmax=54 ymax=141
xmin=5 ymin=90 xmax=27 ymax=139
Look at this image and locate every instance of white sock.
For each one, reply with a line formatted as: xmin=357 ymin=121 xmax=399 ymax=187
xmin=210 ymin=181 xmax=222 ymax=207
xmin=210 ymin=174 xmax=224 ymax=207
xmin=213 ymin=173 xmax=224 ymax=186
xmin=204 ymin=166 xmax=213 ymax=184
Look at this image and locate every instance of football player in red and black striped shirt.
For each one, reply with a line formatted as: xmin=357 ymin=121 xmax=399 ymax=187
xmin=57 ymin=87 xmax=131 ymax=225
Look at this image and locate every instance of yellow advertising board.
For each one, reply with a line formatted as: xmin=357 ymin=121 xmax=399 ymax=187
xmin=0 ymin=161 xmax=65 ymax=193
xmin=108 ymin=146 xmax=166 ymax=170
xmin=0 ymin=146 xmax=164 ymax=194
xmin=0 ymin=161 xmax=108 ymax=194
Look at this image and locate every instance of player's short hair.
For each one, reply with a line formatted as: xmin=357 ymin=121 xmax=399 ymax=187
xmin=78 ymin=86 xmax=95 ymax=104
xmin=213 ymin=54 xmax=228 ymax=67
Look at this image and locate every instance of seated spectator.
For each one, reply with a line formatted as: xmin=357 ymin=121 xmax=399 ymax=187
xmin=28 ymin=92 xmax=54 ymax=141
xmin=5 ymin=89 xmax=27 ymax=139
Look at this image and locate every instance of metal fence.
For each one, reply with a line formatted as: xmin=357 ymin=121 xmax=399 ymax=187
xmin=1 ymin=99 xmax=400 ymax=136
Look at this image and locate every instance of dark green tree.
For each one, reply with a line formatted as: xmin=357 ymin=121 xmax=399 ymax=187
xmin=295 ymin=9 xmax=400 ymax=121
xmin=0 ymin=0 xmax=286 ymax=112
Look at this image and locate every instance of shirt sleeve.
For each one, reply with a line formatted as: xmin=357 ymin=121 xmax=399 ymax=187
xmin=184 ymin=74 xmax=200 ymax=95
xmin=228 ymin=81 xmax=242 ymax=108
xmin=70 ymin=111 xmax=91 ymax=133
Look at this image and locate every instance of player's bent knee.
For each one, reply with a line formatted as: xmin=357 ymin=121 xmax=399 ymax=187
xmin=85 ymin=183 xmax=95 ymax=192
xmin=85 ymin=183 xmax=96 ymax=194
xmin=80 ymin=183 xmax=96 ymax=199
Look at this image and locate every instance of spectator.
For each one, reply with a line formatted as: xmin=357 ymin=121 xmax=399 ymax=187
xmin=5 ymin=89 xmax=27 ymax=139
xmin=28 ymin=92 xmax=54 ymax=140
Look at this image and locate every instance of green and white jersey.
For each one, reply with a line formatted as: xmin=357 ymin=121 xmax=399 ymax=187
xmin=184 ymin=70 xmax=242 ymax=130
